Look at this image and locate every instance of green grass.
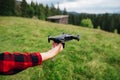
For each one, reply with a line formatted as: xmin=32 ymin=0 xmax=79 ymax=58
xmin=0 ymin=16 xmax=120 ymax=80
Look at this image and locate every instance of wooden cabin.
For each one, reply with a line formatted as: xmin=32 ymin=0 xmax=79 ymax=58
xmin=47 ymin=15 xmax=69 ymax=24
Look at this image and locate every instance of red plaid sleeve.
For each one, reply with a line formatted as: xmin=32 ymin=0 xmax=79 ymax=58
xmin=0 ymin=52 xmax=42 ymax=75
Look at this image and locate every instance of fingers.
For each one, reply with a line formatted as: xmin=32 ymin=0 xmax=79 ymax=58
xmin=52 ymin=42 xmax=63 ymax=51
xmin=52 ymin=42 xmax=63 ymax=49
xmin=52 ymin=42 xmax=58 ymax=48
xmin=58 ymin=43 xmax=63 ymax=52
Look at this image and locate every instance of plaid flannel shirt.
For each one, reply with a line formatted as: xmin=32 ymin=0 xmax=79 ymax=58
xmin=0 ymin=52 xmax=42 ymax=75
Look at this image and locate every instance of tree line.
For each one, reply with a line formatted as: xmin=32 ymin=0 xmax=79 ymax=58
xmin=69 ymin=13 xmax=120 ymax=34
xmin=0 ymin=0 xmax=67 ymax=20
xmin=0 ymin=0 xmax=120 ymax=34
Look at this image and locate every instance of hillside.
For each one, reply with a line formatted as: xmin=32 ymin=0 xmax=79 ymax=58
xmin=0 ymin=16 xmax=120 ymax=80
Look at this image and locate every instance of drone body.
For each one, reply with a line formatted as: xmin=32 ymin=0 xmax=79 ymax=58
xmin=48 ymin=33 xmax=80 ymax=48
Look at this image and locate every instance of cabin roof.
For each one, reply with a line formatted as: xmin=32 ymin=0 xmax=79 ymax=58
xmin=47 ymin=15 xmax=69 ymax=19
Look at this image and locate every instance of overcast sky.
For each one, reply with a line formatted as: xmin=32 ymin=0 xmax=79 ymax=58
xmin=26 ymin=0 xmax=120 ymax=14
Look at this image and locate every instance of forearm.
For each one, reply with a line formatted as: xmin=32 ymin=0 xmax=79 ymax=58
xmin=41 ymin=44 xmax=63 ymax=61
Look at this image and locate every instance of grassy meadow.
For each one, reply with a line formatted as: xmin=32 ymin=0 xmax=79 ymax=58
xmin=0 ymin=16 xmax=120 ymax=80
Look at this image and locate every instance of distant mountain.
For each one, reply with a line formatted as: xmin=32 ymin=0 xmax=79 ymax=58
xmin=68 ymin=11 xmax=79 ymax=15
xmin=68 ymin=11 xmax=120 ymax=15
xmin=68 ymin=12 xmax=78 ymax=14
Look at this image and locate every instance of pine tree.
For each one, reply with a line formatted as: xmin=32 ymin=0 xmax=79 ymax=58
xmin=30 ymin=1 xmax=35 ymax=15
xmin=56 ymin=3 xmax=62 ymax=15
xmin=21 ymin=0 xmax=28 ymax=17
xmin=50 ymin=4 xmax=57 ymax=16
xmin=16 ymin=0 xmax=22 ymax=16
xmin=63 ymin=8 xmax=67 ymax=15
xmin=39 ymin=4 xmax=45 ymax=20
xmin=27 ymin=5 xmax=34 ymax=18
xmin=109 ymin=16 xmax=115 ymax=32
xmin=116 ymin=15 xmax=120 ymax=34
xmin=45 ymin=5 xmax=51 ymax=17
xmin=35 ymin=3 xmax=39 ymax=17
xmin=68 ymin=14 xmax=74 ymax=24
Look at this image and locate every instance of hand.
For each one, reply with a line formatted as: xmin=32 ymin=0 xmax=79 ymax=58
xmin=52 ymin=42 xmax=58 ymax=48
xmin=41 ymin=42 xmax=63 ymax=61
xmin=52 ymin=42 xmax=63 ymax=52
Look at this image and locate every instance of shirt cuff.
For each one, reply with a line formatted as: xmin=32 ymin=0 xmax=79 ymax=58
xmin=31 ymin=52 xmax=42 ymax=66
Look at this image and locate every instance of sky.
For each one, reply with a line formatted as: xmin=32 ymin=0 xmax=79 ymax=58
xmin=26 ymin=0 xmax=120 ymax=14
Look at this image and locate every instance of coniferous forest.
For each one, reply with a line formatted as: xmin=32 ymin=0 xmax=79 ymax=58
xmin=0 ymin=0 xmax=120 ymax=34
xmin=69 ymin=13 xmax=120 ymax=34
